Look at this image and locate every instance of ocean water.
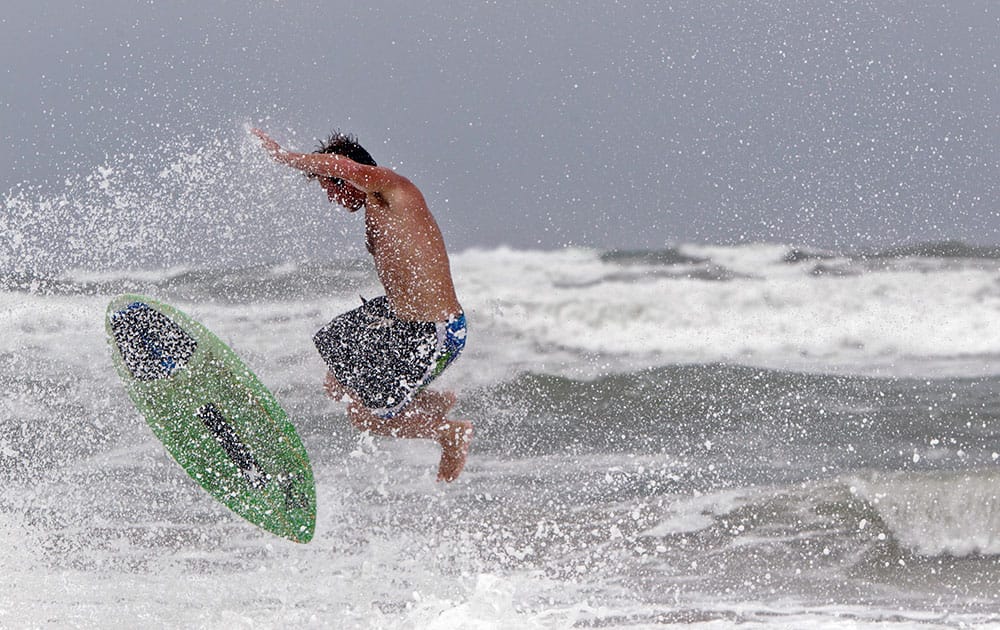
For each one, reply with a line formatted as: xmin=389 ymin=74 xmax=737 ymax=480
xmin=4 ymin=243 xmax=1000 ymax=628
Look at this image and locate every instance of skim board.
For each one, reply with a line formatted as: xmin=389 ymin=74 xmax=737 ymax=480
xmin=105 ymin=294 xmax=316 ymax=543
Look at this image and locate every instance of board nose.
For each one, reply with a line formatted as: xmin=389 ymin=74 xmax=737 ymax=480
xmin=110 ymin=301 xmax=198 ymax=381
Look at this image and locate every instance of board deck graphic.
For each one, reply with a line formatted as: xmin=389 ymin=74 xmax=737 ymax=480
xmin=106 ymin=294 xmax=316 ymax=543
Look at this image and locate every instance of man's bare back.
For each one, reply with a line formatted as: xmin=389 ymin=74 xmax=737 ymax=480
xmin=361 ymin=187 xmax=461 ymax=322
xmin=253 ymin=127 xmax=472 ymax=481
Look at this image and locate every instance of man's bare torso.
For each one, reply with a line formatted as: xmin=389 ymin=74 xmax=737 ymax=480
xmin=363 ymin=187 xmax=462 ymax=322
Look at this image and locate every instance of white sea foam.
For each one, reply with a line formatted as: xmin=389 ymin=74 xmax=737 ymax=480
xmin=640 ymin=488 xmax=750 ymax=537
xmin=852 ymin=470 xmax=1000 ymax=557
xmin=451 ymin=245 xmax=1000 ymax=379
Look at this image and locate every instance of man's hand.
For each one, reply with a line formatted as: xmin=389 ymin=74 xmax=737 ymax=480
xmin=251 ymin=128 xmax=284 ymax=160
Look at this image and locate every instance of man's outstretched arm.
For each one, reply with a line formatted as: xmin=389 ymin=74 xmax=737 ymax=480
xmin=251 ymin=128 xmax=404 ymax=195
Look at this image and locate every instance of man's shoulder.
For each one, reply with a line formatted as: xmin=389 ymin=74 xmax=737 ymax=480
xmin=375 ymin=172 xmax=426 ymax=209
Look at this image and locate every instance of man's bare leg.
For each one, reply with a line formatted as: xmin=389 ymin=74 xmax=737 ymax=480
xmin=404 ymin=389 xmax=457 ymax=418
xmin=397 ymin=389 xmax=472 ymax=481
xmin=348 ymin=395 xmax=473 ymax=482
xmin=433 ymin=417 xmax=473 ymax=482
xmin=324 ymin=371 xmax=473 ymax=481
xmin=323 ymin=371 xmax=353 ymax=402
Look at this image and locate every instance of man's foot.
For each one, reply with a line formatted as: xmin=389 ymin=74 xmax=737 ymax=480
xmin=436 ymin=421 xmax=473 ymax=482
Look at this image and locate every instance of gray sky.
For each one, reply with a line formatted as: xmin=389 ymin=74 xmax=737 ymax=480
xmin=2 ymin=1 xmax=998 ymax=269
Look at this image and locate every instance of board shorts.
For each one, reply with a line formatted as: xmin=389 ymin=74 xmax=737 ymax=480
xmin=313 ymin=296 xmax=467 ymax=419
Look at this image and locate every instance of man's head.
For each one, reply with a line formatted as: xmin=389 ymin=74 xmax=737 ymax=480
xmin=316 ymin=131 xmax=377 ymax=166
xmin=310 ymin=131 xmax=376 ymax=211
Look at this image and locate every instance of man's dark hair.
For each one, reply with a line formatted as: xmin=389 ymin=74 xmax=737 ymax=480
xmin=316 ymin=131 xmax=377 ymax=166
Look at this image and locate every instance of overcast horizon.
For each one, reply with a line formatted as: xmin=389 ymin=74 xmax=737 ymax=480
xmin=3 ymin=1 xmax=998 ymax=270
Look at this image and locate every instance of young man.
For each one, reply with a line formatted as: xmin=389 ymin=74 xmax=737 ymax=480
xmin=252 ymin=127 xmax=472 ymax=482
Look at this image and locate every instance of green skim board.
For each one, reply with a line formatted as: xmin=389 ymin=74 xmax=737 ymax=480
xmin=105 ymin=294 xmax=316 ymax=543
